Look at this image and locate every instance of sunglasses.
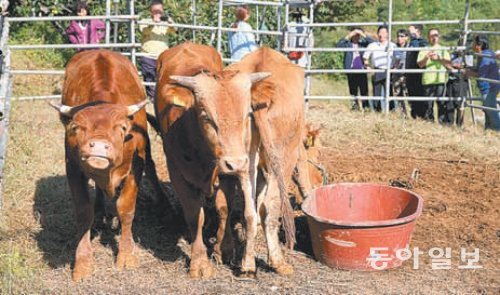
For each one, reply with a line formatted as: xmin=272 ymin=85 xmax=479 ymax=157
xmin=397 ymin=35 xmax=407 ymax=38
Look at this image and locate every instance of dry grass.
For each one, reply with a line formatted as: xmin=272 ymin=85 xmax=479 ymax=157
xmin=0 ymin=97 xmax=498 ymax=294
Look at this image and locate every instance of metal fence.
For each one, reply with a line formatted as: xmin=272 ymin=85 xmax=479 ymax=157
xmin=0 ymin=0 xmax=499 ymax=208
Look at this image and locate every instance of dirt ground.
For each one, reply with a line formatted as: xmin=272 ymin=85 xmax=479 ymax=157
xmin=0 ymin=100 xmax=499 ymax=294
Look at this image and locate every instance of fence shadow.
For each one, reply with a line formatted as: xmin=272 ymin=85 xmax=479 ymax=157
xmin=33 ymin=175 xmax=187 ymax=270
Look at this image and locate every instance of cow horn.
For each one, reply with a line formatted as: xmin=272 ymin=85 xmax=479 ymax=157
xmin=249 ymin=72 xmax=271 ymax=84
xmin=170 ymin=75 xmax=198 ymax=90
xmin=127 ymin=99 xmax=149 ymax=116
xmin=49 ymin=101 xmax=74 ymax=117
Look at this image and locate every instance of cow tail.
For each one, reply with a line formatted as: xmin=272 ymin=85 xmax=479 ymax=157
xmin=252 ymin=109 xmax=296 ymax=250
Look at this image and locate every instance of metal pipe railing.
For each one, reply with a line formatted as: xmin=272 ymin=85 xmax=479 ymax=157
xmin=9 ymin=43 xmax=140 ymax=50
xmin=7 ymin=15 xmax=138 ymax=22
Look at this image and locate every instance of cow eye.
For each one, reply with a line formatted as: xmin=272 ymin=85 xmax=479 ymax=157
xmin=121 ymin=124 xmax=127 ymax=132
xmin=69 ymin=123 xmax=79 ymax=133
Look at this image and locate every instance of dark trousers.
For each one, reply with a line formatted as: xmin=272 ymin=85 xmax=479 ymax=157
xmin=372 ymin=75 xmax=394 ymax=112
xmin=140 ymin=56 xmax=157 ymax=100
xmin=423 ymin=84 xmax=445 ymax=122
xmin=407 ymin=74 xmax=427 ymax=119
xmin=347 ymin=73 xmax=369 ymax=109
xmin=445 ymin=78 xmax=467 ymax=126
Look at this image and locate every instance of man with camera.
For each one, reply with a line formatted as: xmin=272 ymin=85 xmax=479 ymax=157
xmin=139 ymin=0 xmax=176 ymax=100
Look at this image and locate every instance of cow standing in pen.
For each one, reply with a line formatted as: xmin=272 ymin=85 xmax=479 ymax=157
xmin=155 ymin=42 xmax=275 ymax=278
xmin=225 ymin=47 xmax=310 ymax=276
xmin=51 ymin=50 xmax=159 ymax=282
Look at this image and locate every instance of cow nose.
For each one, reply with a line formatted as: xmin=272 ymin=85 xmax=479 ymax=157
xmin=220 ymin=156 xmax=249 ymax=174
xmin=87 ymin=140 xmax=112 ymax=158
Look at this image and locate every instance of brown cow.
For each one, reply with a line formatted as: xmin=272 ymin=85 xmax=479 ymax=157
xmin=226 ymin=47 xmax=311 ymax=275
xmin=50 ymin=50 xmax=153 ymax=281
xmin=154 ymin=42 xmax=269 ymax=278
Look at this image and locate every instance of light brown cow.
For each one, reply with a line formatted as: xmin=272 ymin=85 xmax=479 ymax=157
xmin=50 ymin=50 xmax=155 ymax=281
xmin=154 ymin=42 xmax=269 ymax=278
xmin=226 ymin=47 xmax=311 ymax=275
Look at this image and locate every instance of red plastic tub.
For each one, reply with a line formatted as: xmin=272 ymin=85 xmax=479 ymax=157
xmin=302 ymin=183 xmax=423 ymax=271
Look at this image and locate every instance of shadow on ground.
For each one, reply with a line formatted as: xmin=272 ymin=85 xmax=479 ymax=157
xmin=33 ymin=176 xmax=187 ymax=269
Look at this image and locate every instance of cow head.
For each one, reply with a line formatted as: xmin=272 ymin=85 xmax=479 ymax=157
xmin=170 ymin=71 xmax=270 ymax=175
xmin=50 ymin=100 xmax=148 ymax=175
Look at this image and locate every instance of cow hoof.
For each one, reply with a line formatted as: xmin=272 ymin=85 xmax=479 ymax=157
xmin=189 ymin=262 xmax=215 ymax=279
xmin=274 ymin=262 xmax=294 ymax=276
xmin=116 ymin=252 xmax=139 ymax=270
xmin=72 ymin=257 xmax=93 ymax=282
xmin=237 ymin=270 xmax=257 ymax=279
xmin=212 ymin=251 xmax=223 ymax=265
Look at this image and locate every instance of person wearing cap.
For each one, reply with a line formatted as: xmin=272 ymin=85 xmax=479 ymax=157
xmin=287 ymin=9 xmax=314 ymax=68
xmin=463 ymin=35 xmax=500 ymax=131
xmin=337 ymin=27 xmax=374 ymax=110
xmin=139 ymin=0 xmax=176 ymax=100
xmin=417 ymin=28 xmax=450 ymax=123
xmin=392 ymin=29 xmax=410 ymax=114
xmin=228 ymin=5 xmax=258 ymax=61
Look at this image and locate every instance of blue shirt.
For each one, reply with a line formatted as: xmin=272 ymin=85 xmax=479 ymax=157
xmin=228 ymin=21 xmax=258 ymax=61
xmin=477 ymin=49 xmax=499 ymax=94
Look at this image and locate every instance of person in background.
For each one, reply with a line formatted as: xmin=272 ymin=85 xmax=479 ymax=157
xmin=406 ymin=24 xmax=428 ymax=119
xmin=66 ymin=1 xmax=105 ymax=51
xmin=228 ymin=5 xmax=258 ymax=61
xmin=139 ymin=0 xmax=176 ymax=100
xmin=445 ymin=40 xmax=468 ymax=127
xmin=417 ymin=28 xmax=451 ymax=123
xmin=464 ymin=35 xmax=500 ymax=131
xmin=287 ymin=9 xmax=314 ymax=68
xmin=392 ymin=29 xmax=410 ymax=115
xmin=363 ymin=25 xmax=397 ymax=112
xmin=337 ymin=27 xmax=374 ymax=110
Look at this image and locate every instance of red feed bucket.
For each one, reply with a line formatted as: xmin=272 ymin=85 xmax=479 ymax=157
xmin=302 ymin=183 xmax=424 ymax=271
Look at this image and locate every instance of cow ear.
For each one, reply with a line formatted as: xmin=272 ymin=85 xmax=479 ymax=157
xmin=249 ymin=72 xmax=271 ymax=84
xmin=126 ymin=99 xmax=149 ymax=116
xmin=49 ymin=101 xmax=74 ymax=118
xmin=170 ymin=75 xmax=198 ymax=90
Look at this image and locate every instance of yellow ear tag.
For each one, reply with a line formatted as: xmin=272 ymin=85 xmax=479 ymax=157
xmin=172 ymin=96 xmax=186 ymax=108
xmin=305 ymin=135 xmax=314 ymax=148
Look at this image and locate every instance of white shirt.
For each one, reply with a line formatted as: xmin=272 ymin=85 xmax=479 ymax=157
xmin=363 ymin=41 xmax=397 ymax=69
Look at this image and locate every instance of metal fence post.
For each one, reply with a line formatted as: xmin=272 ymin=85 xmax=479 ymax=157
xmin=105 ymin=0 xmax=111 ymax=44
xmin=192 ymin=0 xmax=197 ymax=42
xmin=462 ymin=0 xmax=475 ymax=125
xmin=113 ymin=0 xmax=120 ymax=44
xmin=216 ymin=0 xmax=224 ymax=54
xmin=384 ymin=0 xmax=393 ymax=114
xmin=128 ymin=0 xmax=136 ymax=66
xmin=304 ymin=1 xmax=314 ymax=108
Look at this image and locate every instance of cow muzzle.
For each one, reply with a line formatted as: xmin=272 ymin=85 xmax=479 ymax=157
xmin=218 ymin=156 xmax=249 ymax=175
xmin=81 ymin=140 xmax=113 ymax=170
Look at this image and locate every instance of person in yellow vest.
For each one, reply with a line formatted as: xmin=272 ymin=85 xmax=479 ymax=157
xmin=139 ymin=0 xmax=176 ymax=100
xmin=417 ymin=28 xmax=451 ymax=123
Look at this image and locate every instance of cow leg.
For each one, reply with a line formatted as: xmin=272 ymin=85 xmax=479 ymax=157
xmin=213 ymin=177 xmax=237 ymax=265
xmin=66 ymin=162 xmax=94 ymax=282
xmin=169 ymin=162 xmax=214 ymax=278
xmin=259 ymin=176 xmax=294 ymax=276
xmin=239 ymin=173 xmax=258 ymax=278
xmin=115 ymin=171 xmax=140 ymax=269
xmin=93 ymin=188 xmax=106 ymax=230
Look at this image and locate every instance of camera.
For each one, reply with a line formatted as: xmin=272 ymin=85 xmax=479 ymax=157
xmin=160 ymin=15 xmax=170 ymax=22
